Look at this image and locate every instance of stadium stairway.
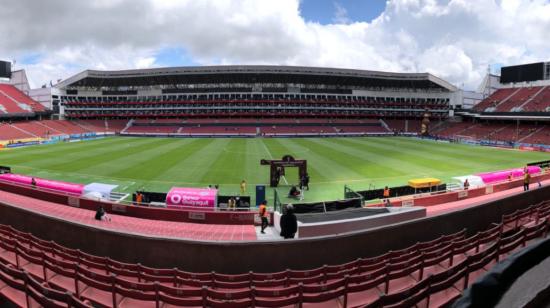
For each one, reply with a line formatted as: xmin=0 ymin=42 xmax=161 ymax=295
xmin=0 ymin=124 xmax=35 ymax=141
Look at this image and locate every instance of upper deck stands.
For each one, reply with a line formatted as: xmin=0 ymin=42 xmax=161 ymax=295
xmin=0 ymin=84 xmax=46 ymax=115
xmin=494 ymin=87 xmax=543 ymax=112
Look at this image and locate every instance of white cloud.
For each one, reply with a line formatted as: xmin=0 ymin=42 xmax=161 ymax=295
xmin=333 ymin=2 xmax=351 ymax=24
xmin=1 ymin=0 xmax=549 ymax=89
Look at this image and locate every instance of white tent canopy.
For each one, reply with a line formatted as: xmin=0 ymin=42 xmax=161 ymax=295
xmin=451 ymin=175 xmax=484 ymax=189
xmin=83 ymin=183 xmax=118 ymax=200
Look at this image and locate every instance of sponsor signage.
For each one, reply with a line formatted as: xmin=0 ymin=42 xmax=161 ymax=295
xmin=166 ymin=187 xmax=218 ymax=208
xmin=6 ymin=141 xmax=39 ymax=148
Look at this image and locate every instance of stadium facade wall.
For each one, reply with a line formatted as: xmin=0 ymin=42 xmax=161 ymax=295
xmin=0 ymin=182 xmax=549 ymax=273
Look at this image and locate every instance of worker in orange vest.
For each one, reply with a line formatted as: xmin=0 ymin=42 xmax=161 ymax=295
xmin=135 ymin=192 xmax=143 ymax=205
xmin=383 ymin=186 xmax=390 ymax=199
xmin=259 ymin=200 xmax=269 ymax=234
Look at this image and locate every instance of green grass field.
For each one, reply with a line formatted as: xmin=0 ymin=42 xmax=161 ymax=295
xmin=1 ymin=136 xmax=549 ymax=205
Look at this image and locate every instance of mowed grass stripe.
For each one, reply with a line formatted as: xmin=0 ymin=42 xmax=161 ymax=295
xmin=14 ymin=137 xmax=154 ymax=169
xmin=341 ymin=138 xmax=477 ymax=173
xmin=374 ymin=137 xmax=532 ymax=166
xmin=244 ymin=139 xmax=269 ymax=184
xmin=199 ymin=139 xmax=255 ymax=185
xmin=331 ymin=137 xmax=441 ymax=175
xmin=296 ymin=138 xmax=399 ymax=180
xmin=281 ymin=138 xmax=364 ymax=182
xmin=363 ymin=137 xmax=493 ymax=169
xmin=385 ymin=137 xmax=550 ymax=165
xmin=0 ymin=137 xmax=139 ymax=166
xmin=155 ymin=138 xmax=230 ymax=184
xmin=308 ymin=138 xmax=417 ymax=178
xmin=133 ymin=138 xmax=217 ymax=182
xmin=78 ymin=138 xmax=195 ymax=177
xmin=0 ymin=137 xmax=127 ymax=158
xmin=41 ymin=138 xmax=166 ymax=171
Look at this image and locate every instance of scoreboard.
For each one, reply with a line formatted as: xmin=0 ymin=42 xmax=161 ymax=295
xmin=500 ymin=62 xmax=544 ymax=84
xmin=0 ymin=61 xmax=11 ymax=78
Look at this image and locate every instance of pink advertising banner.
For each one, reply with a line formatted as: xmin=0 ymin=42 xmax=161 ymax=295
xmin=166 ymin=187 xmax=218 ymax=209
xmin=476 ymin=166 xmax=541 ymax=184
xmin=0 ymin=173 xmax=84 ymax=195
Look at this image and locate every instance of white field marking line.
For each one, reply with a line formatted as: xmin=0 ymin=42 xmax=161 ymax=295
xmin=260 ymin=140 xmax=288 ymax=185
xmin=120 ymin=181 xmax=136 ymax=191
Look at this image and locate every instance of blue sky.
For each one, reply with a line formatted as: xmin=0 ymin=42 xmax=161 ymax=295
xmin=300 ymin=0 xmax=387 ymax=24
xmin=154 ymin=47 xmax=197 ymax=67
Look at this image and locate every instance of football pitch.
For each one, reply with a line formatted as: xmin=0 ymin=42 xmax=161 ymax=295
xmin=1 ymin=136 xmax=549 ymax=205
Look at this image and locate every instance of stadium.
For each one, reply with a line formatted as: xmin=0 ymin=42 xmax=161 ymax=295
xmin=1 ymin=5 xmax=550 ymax=307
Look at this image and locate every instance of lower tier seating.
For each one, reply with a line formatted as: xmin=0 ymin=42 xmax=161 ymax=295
xmin=0 ymin=201 xmax=548 ymax=307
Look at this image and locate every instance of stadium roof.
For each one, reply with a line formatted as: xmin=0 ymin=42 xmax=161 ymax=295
xmin=56 ymin=65 xmax=457 ymax=92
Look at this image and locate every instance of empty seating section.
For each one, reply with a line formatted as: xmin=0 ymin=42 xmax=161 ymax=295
xmin=459 ymin=123 xmax=508 ymax=140
xmin=0 ymin=121 xmax=95 ymax=141
xmin=475 ymin=86 xmax=550 ymax=112
xmin=0 ymin=92 xmax=27 ymax=114
xmin=122 ymin=118 xmax=390 ymax=136
xmin=434 ymin=122 xmax=550 ymax=144
xmin=433 ymin=122 xmax=473 ymax=137
xmin=332 ymin=126 xmax=387 ymax=134
xmin=521 ymin=126 xmax=550 ymax=145
xmin=474 ymin=88 xmax=517 ymax=112
xmin=74 ymin=120 xmax=107 ymax=132
xmin=384 ymin=119 xmax=423 ymax=133
xmin=105 ymin=120 xmax=129 ymax=132
xmin=0 ymin=123 xmax=34 ymax=140
xmin=0 ymin=201 xmax=549 ymax=307
xmin=0 ymin=84 xmax=46 ymax=115
xmin=62 ymin=96 xmax=450 ymax=120
xmin=125 ymin=126 xmax=179 ymax=134
xmin=40 ymin=120 xmax=90 ymax=135
xmin=489 ymin=124 xmax=539 ymax=142
xmin=522 ymin=86 xmax=550 ymax=112
xmin=179 ymin=126 xmax=257 ymax=135
xmin=14 ymin=122 xmax=54 ymax=137
xmin=260 ymin=126 xmax=333 ymax=135
xmin=495 ymin=87 xmax=542 ymax=112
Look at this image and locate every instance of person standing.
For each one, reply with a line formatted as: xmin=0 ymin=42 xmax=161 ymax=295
xmin=463 ymin=179 xmax=470 ymax=190
xmin=280 ymin=204 xmax=298 ymax=239
xmin=304 ymin=173 xmax=310 ymax=191
xmin=524 ymin=171 xmax=531 ymax=191
xmin=228 ymin=197 xmax=236 ymax=210
xmin=383 ymin=186 xmax=390 ymax=198
xmin=135 ymin=192 xmax=143 ymax=205
xmin=240 ymin=180 xmax=247 ymax=195
xmin=259 ymin=200 xmax=268 ymax=234
xmin=31 ymin=177 xmax=36 ymax=188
